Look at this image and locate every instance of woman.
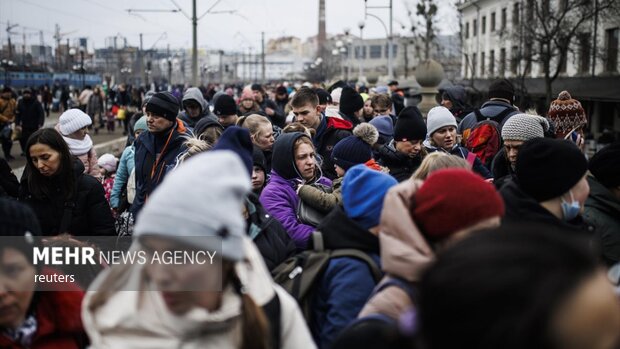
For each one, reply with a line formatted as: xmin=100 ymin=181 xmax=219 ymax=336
xmin=238 ymin=114 xmax=275 ymax=173
xmin=423 ymin=106 xmax=492 ymax=179
xmin=18 ymin=128 xmax=115 ymax=236
xmin=87 ymin=86 xmax=105 ymax=134
xmin=238 ymin=90 xmax=260 ymax=115
xmin=411 ymin=152 xmax=469 ymax=180
xmin=82 ymin=151 xmax=315 ymax=349
xmin=0 ymin=198 xmax=87 ymax=348
xmin=260 ymin=132 xmax=331 ymax=249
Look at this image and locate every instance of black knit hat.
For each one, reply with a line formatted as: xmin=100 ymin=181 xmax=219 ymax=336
xmin=315 ymin=88 xmax=332 ymax=105
xmin=214 ymin=94 xmax=237 ymax=116
xmin=589 ymin=141 xmax=620 ymax=189
xmin=339 ymin=87 xmax=364 ymax=116
xmin=0 ymin=198 xmax=42 ymax=265
xmin=393 ymin=106 xmax=427 ymax=142
xmin=145 ymin=91 xmax=180 ymax=121
xmin=488 ymin=78 xmax=515 ymax=102
xmin=516 ymin=138 xmax=587 ymax=202
xmin=276 ymin=86 xmax=288 ymax=95
xmin=251 ymin=84 xmax=263 ymax=93
xmin=252 ymin=146 xmax=266 ymax=173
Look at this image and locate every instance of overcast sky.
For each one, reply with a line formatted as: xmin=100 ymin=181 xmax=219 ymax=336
xmin=0 ymin=0 xmax=459 ymax=52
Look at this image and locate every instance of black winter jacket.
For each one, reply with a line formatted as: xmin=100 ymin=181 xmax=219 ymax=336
xmin=0 ymin=157 xmax=19 ymax=198
xmin=376 ymin=141 xmax=422 ymax=182
xmin=15 ymin=98 xmax=44 ymax=129
xmin=584 ymin=176 xmax=620 ymax=266
xmin=18 ymin=160 xmax=115 ymax=236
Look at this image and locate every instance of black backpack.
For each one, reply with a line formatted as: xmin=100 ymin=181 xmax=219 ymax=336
xmin=271 ymin=231 xmax=383 ymax=322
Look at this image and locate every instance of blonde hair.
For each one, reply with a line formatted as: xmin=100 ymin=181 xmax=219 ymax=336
xmin=412 ymin=152 xmax=471 ymax=180
xmin=282 ymin=122 xmax=314 ymax=138
xmin=175 ymin=136 xmax=212 ymax=166
xmin=237 ymin=114 xmax=272 ymax=139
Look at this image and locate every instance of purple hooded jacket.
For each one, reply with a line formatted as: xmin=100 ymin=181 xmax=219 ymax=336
xmin=260 ymin=132 xmax=331 ymax=249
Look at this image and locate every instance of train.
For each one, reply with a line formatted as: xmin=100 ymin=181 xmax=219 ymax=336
xmin=0 ymin=71 xmax=103 ymax=88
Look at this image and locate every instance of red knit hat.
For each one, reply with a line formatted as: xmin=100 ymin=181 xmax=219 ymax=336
xmin=411 ymin=169 xmax=505 ymax=241
xmin=547 ymin=90 xmax=587 ymax=139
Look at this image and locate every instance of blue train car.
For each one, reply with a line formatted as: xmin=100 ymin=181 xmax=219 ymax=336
xmin=0 ymin=71 xmax=102 ymax=88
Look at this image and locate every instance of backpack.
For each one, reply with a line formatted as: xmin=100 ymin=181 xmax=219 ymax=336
xmin=271 ymin=231 xmax=383 ymax=322
xmin=464 ymin=108 xmax=514 ymax=168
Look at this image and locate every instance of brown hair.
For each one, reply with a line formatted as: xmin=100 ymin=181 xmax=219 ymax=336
xmin=282 ymin=122 xmax=315 ymax=138
xmin=412 ymin=152 xmax=471 ymax=180
xmin=291 ymin=87 xmax=319 ymax=108
xmin=229 ymin=268 xmax=271 ymax=349
xmin=293 ymin=135 xmax=314 ymax=155
xmin=371 ymin=94 xmax=392 ymax=111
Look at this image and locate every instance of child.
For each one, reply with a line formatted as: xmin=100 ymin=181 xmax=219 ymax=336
xmin=97 ymin=153 xmax=118 ymax=204
xmin=297 ymin=123 xmax=378 ymax=213
xmin=106 ymin=105 xmax=116 ymax=132
xmin=57 ymin=109 xmax=99 ymax=177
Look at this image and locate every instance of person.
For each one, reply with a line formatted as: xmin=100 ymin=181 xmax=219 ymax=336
xmin=458 ymin=78 xmax=519 ymax=142
xmin=369 ymin=109 xmax=394 ymax=146
xmin=132 ymin=91 xmax=189 ymax=215
xmin=78 ymin=85 xmax=93 ymax=113
xmin=411 ymin=152 xmax=470 ymax=180
xmin=491 ymin=113 xmax=549 ymax=188
xmin=110 ymin=116 xmax=147 ymax=214
xmin=41 ymin=84 xmax=52 ymax=117
xmin=0 ymin=87 xmax=17 ymax=161
xmin=252 ymin=146 xmax=268 ymax=196
xmin=377 ymin=106 xmax=427 ymax=182
xmin=547 ymin=90 xmax=588 ymax=140
xmin=56 ymin=109 xmax=100 ymax=177
xmin=314 ymin=88 xmax=332 ymax=115
xmin=193 ymin=116 xmax=224 ymax=147
xmin=0 ymin=198 xmax=88 ymax=349
xmin=213 ymin=94 xmax=239 ymax=128
xmin=325 ymin=87 xmax=342 ymax=118
xmin=0 ymin=157 xmax=19 ymax=198
xmin=387 ymin=80 xmax=405 ymax=116
xmin=274 ymin=85 xmax=290 ymax=117
xmin=86 ymin=86 xmax=105 ymax=134
xmin=584 ymin=141 xmax=620 ymax=266
xmin=18 ymin=128 xmax=115 ymax=236
xmin=260 ymin=132 xmax=332 ymax=249
xmin=298 ymin=123 xmax=379 ymax=214
xmin=357 ymin=169 xmax=504 ymax=323
xmin=291 ymin=87 xmax=352 ymax=180
xmin=14 ymin=88 xmax=44 ymax=156
xmin=97 ymin=153 xmax=118 ymax=205
xmin=311 ymin=165 xmax=397 ymax=348
xmin=178 ymin=87 xmax=218 ymax=129
xmin=362 ymin=97 xmax=375 ymax=122
xmin=438 ymin=85 xmax=471 ymax=123
xmin=252 ymin=83 xmax=286 ymax=128
xmin=371 ymin=94 xmax=396 ymax=125
xmin=82 ymin=151 xmax=316 ymax=349
xmin=500 ymin=138 xmax=591 ymax=233
xmin=417 ymin=227 xmax=620 ymax=349
xmin=339 ymin=86 xmax=364 ymax=126
xmin=237 ymin=114 xmax=275 ymax=173
xmin=238 ymin=89 xmax=260 ymax=115
xmin=423 ymin=106 xmax=492 ymax=179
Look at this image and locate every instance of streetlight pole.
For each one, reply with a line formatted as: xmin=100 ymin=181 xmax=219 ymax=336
xmin=191 ymin=0 xmax=198 ymax=86
xmin=80 ymin=47 xmax=85 ymax=89
xmin=358 ymin=21 xmax=365 ymax=81
xmin=364 ymin=0 xmax=394 ymax=79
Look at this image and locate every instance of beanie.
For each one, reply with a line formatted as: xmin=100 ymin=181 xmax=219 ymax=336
xmin=97 ymin=153 xmax=118 ymax=173
xmin=588 ymin=141 xmax=620 ymax=189
xmin=394 ymin=106 xmax=427 ymax=142
xmin=212 ymin=126 xmax=254 ymax=176
xmin=369 ymin=115 xmax=394 ymax=138
xmin=501 ymin=114 xmax=550 ymax=142
xmin=342 ymin=164 xmax=398 ymax=230
xmin=547 ymin=90 xmax=587 ymax=138
xmin=250 ymin=84 xmax=263 ymax=93
xmin=488 ymin=78 xmax=515 ymax=102
xmin=0 ymin=198 xmax=42 ymax=265
xmin=426 ymin=106 xmax=457 ymax=138
xmin=214 ymin=94 xmax=237 ymax=116
xmin=252 ymin=146 xmax=266 ymax=173
xmin=315 ymin=88 xmax=332 ymax=105
xmin=332 ymin=124 xmax=378 ymax=171
xmin=133 ymin=116 xmax=148 ymax=132
xmin=516 ymin=138 xmax=588 ymax=201
xmin=134 ymin=151 xmax=250 ymax=261
xmin=339 ymin=87 xmax=365 ymax=116
xmin=58 ymin=108 xmax=92 ymax=135
xmin=145 ymin=91 xmax=180 ymax=121
xmin=328 ymin=80 xmax=346 ymax=93
xmin=142 ymin=90 xmax=156 ymax=107
xmin=331 ymin=87 xmax=343 ymax=104
xmin=412 ymin=169 xmax=504 ymax=240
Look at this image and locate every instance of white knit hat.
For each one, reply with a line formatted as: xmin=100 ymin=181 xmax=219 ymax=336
xmin=426 ymin=106 xmax=457 ymax=137
xmin=97 ymin=153 xmax=118 ymax=173
xmin=501 ymin=114 xmax=550 ymax=142
xmin=133 ymin=150 xmax=251 ymax=261
xmin=58 ymin=109 xmax=92 ymax=136
xmin=331 ymin=87 xmax=343 ymax=105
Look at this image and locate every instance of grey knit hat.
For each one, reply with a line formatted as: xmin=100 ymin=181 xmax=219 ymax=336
xmin=501 ymin=114 xmax=550 ymax=142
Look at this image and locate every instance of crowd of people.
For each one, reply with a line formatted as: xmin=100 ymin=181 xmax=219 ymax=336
xmin=0 ymin=76 xmax=620 ymax=349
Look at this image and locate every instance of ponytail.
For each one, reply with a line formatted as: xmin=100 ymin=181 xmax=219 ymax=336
xmin=231 ymin=269 xmax=271 ymax=349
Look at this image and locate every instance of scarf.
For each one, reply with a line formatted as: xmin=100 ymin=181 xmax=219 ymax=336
xmin=2 ymin=314 xmax=37 ymax=347
xmin=63 ymin=134 xmax=93 ymax=156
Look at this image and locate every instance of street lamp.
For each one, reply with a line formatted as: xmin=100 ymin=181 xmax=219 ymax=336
xmin=363 ymin=0 xmax=394 ymax=79
xmin=79 ymin=46 xmax=85 ymax=89
xmin=120 ymin=67 xmax=132 ymax=84
xmin=358 ymin=21 xmax=365 ymax=81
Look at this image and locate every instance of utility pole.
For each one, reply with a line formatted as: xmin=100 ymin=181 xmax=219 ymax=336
xmin=139 ymin=33 xmax=144 ymax=86
xmin=261 ymin=31 xmax=265 ymax=83
xmin=192 ymin=0 xmax=198 ymax=86
xmin=6 ymin=22 xmax=18 ymax=62
xmin=388 ymin=0 xmax=393 ymax=79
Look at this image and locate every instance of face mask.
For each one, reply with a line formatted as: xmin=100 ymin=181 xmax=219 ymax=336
xmin=560 ymin=190 xmax=581 ymax=221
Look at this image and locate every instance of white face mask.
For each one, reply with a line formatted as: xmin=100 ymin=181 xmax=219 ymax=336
xmin=560 ymin=190 xmax=581 ymax=221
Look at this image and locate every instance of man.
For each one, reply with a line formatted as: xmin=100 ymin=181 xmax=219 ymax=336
xmin=291 ymin=87 xmax=352 ymax=179
xmin=0 ymin=87 xmax=17 ymax=161
xmin=178 ymin=87 xmax=217 ymax=129
xmin=458 ymin=78 xmax=519 ymax=141
xmin=439 ymin=85 xmax=472 ymax=123
xmin=314 ymin=88 xmax=332 ymax=114
xmin=491 ymin=113 xmax=549 ymax=188
xmin=132 ymin=91 xmax=189 ymax=215
xmin=274 ymin=85 xmax=289 ymax=118
xmin=14 ymin=88 xmax=45 ymax=156
xmin=251 ymin=84 xmax=285 ymax=128
xmin=213 ymin=94 xmax=238 ymax=128
xmin=78 ymin=85 xmax=93 ymax=113
xmin=387 ymin=80 xmax=405 ymax=116
xmin=339 ymin=86 xmax=364 ymax=126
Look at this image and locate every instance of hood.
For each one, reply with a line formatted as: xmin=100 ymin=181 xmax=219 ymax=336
xmin=271 ymin=132 xmax=309 ymax=180
xmin=478 ymin=100 xmax=516 ymax=119
xmin=586 ymin=175 xmax=620 ymax=215
xmin=379 ymin=180 xmax=434 ymax=282
xmin=193 ymin=117 xmax=223 ymax=137
xmin=317 ymin=206 xmax=380 ymax=254
xmin=182 ymin=87 xmax=208 ymax=114
xmin=82 ymin=237 xmax=275 ymax=347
